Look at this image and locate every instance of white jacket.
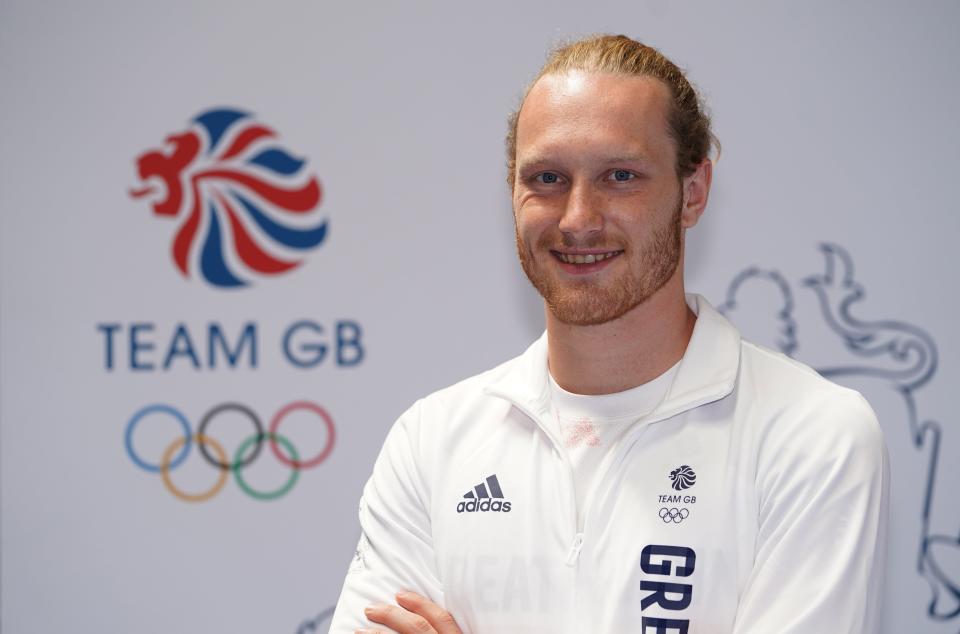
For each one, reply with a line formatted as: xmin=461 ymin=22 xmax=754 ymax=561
xmin=330 ymin=295 xmax=888 ymax=633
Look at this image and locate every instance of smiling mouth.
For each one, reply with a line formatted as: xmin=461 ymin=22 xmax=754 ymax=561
xmin=553 ymin=250 xmax=623 ymax=264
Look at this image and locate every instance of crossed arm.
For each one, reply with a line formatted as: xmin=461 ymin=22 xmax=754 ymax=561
xmin=359 ymin=592 xmax=462 ymax=634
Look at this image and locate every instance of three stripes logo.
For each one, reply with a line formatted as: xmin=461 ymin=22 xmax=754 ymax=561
xmin=456 ymin=474 xmax=512 ymax=513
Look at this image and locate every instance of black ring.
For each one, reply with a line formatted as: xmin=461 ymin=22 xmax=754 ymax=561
xmin=197 ymin=402 xmax=264 ymax=470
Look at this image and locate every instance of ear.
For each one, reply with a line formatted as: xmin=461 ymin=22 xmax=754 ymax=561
xmin=680 ymin=159 xmax=712 ymax=229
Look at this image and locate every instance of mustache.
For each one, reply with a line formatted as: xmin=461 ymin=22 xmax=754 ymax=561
xmin=537 ymin=233 xmax=622 ymax=250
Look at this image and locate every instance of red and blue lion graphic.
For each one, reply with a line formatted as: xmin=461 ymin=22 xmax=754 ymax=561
xmin=130 ymin=108 xmax=326 ymax=288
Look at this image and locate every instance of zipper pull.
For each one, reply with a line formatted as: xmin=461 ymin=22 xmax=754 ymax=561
xmin=565 ymin=532 xmax=584 ymax=567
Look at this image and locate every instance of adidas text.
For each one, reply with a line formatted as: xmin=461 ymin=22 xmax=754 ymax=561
xmin=457 ymin=499 xmax=512 ymax=513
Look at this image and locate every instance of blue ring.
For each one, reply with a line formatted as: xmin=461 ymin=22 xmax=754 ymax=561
xmin=125 ymin=404 xmax=192 ymax=473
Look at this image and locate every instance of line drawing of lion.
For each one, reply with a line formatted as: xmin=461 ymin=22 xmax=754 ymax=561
xmin=295 ymin=605 xmax=335 ymax=634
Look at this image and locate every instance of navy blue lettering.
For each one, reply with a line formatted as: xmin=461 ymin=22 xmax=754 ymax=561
xmin=209 ymin=322 xmax=256 ymax=369
xmin=163 ymin=323 xmax=200 ymax=370
xmin=641 ymin=617 xmax=689 ymax=634
xmin=640 ymin=581 xmax=693 ymax=611
xmin=640 ymin=545 xmax=696 ymax=577
xmin=129 ymin=323 xmax=155 ymax=371
xmin=97 ymin=323 xmax=121 ymax=370
xmin=283 ymin=320 xmax=327 ymax=368
xmin=336 ymin=320 xmax=364 ymax=366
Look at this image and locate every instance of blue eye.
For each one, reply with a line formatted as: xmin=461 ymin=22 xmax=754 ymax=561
xmin=537 ymin=172 xmax=560 ymax=184
xmin=611 ymin=169 xmax=633 ymax=182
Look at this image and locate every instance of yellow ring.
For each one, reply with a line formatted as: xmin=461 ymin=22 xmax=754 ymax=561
xmin=160 ymin=434 xmax=230 ymax=502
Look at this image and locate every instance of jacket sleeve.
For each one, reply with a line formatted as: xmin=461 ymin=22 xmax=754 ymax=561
xmin=328 ymin=401 xmax=444 ymax=633
xmin=732 ymin=390 xmax=889 ymax=633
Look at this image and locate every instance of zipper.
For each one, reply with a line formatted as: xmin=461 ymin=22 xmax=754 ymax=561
xmin=484 ymin=391 xmax=600 ymax=634
xmin=500 ymin=397 xmax=583 ymax=562
xmin=565 ymin=532 xmax=584 ymax=567
xmin=490 ymin=392 xmax=662 ymax=570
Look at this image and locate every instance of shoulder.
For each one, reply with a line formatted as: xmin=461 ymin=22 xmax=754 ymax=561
xmin=737 ymin=340 xmax=885 ymax=479
xmin=405 ymin=352 xmax=521 ymax=421
xmin=389 ymin=344 xmax=533 ymax=445
xmin=740 ymin=339 xmax=880 ymax=427
xmin=377 ymin=346 xmax=535 ymax=491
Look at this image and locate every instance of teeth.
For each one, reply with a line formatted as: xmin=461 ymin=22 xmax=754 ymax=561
xmin=558 ymin=251 xmax=620 ymax=264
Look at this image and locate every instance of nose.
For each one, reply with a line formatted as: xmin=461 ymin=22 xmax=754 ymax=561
xmin=558 ymin=181 xmax=603 ymax=242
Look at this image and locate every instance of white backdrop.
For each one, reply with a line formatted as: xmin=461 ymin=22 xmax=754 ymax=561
xmin=2 ymin=2 xmax=958 ymax=633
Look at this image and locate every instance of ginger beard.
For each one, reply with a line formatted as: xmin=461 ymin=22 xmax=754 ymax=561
xmin=515 ymin=186 xmax=683 ymax=326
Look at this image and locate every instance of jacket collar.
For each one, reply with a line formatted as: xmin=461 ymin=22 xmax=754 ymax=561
xmin=484 ymin=294 xmax=741 ymax=424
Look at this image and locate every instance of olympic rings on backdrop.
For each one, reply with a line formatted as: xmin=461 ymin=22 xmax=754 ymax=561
xmin=198 ymin=402 xmax=263 ymax=470
xmin=269 ymin=401 xmax=335 ymax=469
xmin=124 ymin=401 xmax=335 ymax=502
xmin=126 ymin=404 xmax=192 ymax=473
xmin=161 ymin=434 xmax=230 ymax=502
xmin=235 ymin=432 xmax=299 ymax=501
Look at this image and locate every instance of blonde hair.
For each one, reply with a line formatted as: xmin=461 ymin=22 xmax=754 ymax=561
xmin=506 ymin=34 xmax=718 ymax=186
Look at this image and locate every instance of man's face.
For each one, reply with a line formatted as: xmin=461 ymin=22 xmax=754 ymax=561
xmin=512 ymin=71 xmax=694 ymax=326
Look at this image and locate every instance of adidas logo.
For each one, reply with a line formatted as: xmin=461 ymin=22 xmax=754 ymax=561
xmin=456 ymin=474 xmax=512 ymax=513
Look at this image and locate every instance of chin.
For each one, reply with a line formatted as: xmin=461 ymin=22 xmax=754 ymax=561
xmin=546 ymin=289 xmax=643 ymax=326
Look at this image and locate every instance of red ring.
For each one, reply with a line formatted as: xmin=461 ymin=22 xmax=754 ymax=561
xmin=268 ymin=401 xmax=335 ymax=469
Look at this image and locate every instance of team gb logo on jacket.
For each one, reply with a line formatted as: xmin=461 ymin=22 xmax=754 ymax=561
xmin=130 ymin=108 xmax=327 ymax=288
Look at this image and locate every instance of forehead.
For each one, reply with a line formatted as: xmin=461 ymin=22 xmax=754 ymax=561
xmin=515 ymin=71 xmax=675 ymax=167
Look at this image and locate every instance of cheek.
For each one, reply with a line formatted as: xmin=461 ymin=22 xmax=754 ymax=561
xmin=514 ymin=217 xmax=541 ymax=254
xmin=514 ymin=201 xmax=554 ymax=240
xmin=608 ymin=188 xmax=677 ymax=223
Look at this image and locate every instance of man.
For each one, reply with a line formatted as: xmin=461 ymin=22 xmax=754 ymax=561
xmin=330 ymin=34 xmax=887 ymax=634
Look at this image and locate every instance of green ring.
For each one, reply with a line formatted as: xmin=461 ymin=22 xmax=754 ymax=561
xmin=233 ymin=432 xmax=300 ymax=501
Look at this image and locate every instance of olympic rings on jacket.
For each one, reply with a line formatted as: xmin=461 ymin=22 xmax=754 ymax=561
xmin=659 ymin=507 xmax=690 ymax=523
xmin=125 ymin=401 xmax=335 ymax=502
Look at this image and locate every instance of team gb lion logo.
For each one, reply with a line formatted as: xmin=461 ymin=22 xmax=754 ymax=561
xmin=129 ymin=108 xmax=327 ymax=288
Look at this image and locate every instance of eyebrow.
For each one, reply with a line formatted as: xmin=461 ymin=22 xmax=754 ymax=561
xmin=517 ymin=153 xmax=653 ymax=171
xmin=602 ymin=154 xmax=653 ymax=165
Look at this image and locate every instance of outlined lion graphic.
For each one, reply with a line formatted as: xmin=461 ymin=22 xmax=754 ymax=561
xmin=130 ymin=108 xmax=327 ymax=288
xmin=295 ymin=606 xmax=334 ymax=634
xmin=720 ymin=243 xmax=957 ymax=627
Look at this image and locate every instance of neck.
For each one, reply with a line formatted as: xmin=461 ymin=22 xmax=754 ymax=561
xmin=546 ymin=276 xmax=696 ymax=395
